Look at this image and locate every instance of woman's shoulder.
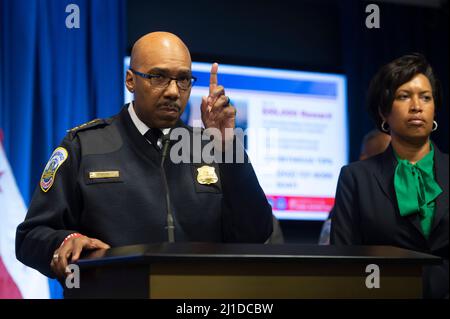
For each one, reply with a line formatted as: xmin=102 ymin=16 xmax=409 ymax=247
xmin=342 ymin=152 xmax=385 ymax=174
xmin=434 ymin=143 xmax=449 ymax=162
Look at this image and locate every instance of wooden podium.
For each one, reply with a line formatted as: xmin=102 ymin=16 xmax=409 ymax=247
xmin=66 ymin=243 xmax=440 ymax=299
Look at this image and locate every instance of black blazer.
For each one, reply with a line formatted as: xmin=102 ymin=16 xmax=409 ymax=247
xmin=331 ymin=143 xmax=448 ymax=298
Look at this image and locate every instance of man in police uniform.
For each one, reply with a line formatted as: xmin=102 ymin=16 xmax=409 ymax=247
xmin=16 ymin=32 xmax=273 ymax=279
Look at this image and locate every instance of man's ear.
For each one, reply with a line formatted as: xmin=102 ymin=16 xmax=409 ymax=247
xmin=125 ymin=69 xmax=135 ymax=93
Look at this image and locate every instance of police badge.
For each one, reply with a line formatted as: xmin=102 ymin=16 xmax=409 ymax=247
xmin=196 ymin=165 xmax=218 ymax=185
xmin=40 ymin=147 xmax=68 ymax=192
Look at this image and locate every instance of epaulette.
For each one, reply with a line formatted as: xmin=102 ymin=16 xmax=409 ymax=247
xmin=67 ymin=118 xmax=110 ymax=138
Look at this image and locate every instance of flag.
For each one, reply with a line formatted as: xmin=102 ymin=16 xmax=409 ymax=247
xmin=0 ymin=142 xmax=50 ymax=299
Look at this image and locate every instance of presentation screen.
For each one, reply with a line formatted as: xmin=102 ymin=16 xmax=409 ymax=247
xmin=124 ymin=58 xmax=348 ymax=221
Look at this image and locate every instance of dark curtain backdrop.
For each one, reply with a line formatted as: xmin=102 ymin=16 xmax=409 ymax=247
xmin=0 ymin=0 xmax=125 ymax=298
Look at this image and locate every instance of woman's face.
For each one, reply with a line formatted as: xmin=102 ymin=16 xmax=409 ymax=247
xmin=384 ymin=73 xmax=435 ymax=143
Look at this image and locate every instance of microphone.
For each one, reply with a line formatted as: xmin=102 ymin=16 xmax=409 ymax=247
xmin=160 ymin=133 xmax=175 ymax=243
xmin=161 ymin=133 xmax=171 ymax=160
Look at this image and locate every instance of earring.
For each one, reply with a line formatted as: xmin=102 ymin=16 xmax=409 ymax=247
xmin=381 ymin=121 xmax=389 ymax=132
xmin=432 ymin=120 xmax=438 ymax=132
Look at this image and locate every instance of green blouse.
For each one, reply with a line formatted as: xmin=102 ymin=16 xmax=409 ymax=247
xmin=394 ymin=143 xmax=443 ymax=238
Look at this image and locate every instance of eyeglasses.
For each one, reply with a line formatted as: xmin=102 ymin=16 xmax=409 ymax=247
xmin=130 ymin=68 xmax=197 ymax=91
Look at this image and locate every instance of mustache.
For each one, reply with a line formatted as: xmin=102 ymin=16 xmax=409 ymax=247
xmin=158 ymin=102 xmax=181 ymax=111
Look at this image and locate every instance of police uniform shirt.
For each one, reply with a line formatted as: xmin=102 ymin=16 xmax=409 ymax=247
xmin=128 ymin=102 xmax=170 ymax=148
xmin=16 ymin=104 xmax=273 ymax=278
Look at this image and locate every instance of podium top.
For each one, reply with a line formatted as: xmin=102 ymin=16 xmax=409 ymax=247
xmin=76 ymin=243 xmax=441 ymax=268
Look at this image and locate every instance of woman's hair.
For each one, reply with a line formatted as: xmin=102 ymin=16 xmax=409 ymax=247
xmin=367 ymin=53 xmax=442 ymax=131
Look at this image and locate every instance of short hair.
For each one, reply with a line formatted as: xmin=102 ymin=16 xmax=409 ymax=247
xmin=360 ymin=129 xmax=384 ymax=153
xmin=366 ymin=53 xmax=442 ymax=132
xmin=359 ymin=129 xmax=390 ymax=158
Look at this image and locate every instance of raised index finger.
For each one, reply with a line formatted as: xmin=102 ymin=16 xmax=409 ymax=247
xmin=209 ymin=62 xmax=219 ymax=95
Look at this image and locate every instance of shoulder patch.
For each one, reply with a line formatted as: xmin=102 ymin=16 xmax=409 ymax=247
xmin=40 ymin=147 xmax=68 ymax=192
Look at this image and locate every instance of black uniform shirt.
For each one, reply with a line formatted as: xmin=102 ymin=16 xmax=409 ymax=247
xmin=16 ymin=106 xmax=273 ymax=278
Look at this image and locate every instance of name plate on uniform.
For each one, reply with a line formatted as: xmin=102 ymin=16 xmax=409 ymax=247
xmin=89 ymin=171 xmax=120 ymax=179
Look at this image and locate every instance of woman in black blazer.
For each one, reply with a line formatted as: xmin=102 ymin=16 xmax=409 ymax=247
xmin=331 ymin=54 xmax=448 ymax=298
